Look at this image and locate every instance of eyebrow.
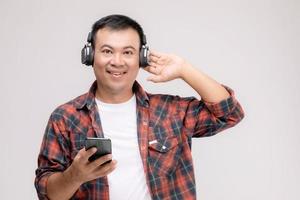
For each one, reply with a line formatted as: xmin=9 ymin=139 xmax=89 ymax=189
xmin=100 ymin=44 xmax=137 ymax=51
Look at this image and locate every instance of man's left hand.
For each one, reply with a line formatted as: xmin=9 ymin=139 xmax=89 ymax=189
xmin=144 ymin=51 xmax=188 ymax=83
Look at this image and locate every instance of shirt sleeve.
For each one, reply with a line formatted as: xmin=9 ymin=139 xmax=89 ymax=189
xmin=34 ymin=112 xmax=70 ymax=199
xmin=181 ymin=85 xmax=245 ymax=138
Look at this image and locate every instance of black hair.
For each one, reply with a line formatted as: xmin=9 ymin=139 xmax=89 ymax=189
xmin=90 ymin=14 xmax=145 ymax=49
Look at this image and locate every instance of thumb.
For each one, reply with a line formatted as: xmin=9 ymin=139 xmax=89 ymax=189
xmin=147 ymin=75 xmax=165 ymax=83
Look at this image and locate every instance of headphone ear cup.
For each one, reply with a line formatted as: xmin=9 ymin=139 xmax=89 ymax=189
xmin=88 ymin=47 xmax=94 ymax=66
xmin=81 ymin=45 xmax=94 ymax=66
xmin=139 ymin=46 xmax=149 ymax=67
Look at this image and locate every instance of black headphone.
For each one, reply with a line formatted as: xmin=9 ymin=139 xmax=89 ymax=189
xmin=81 ymin=31 xmax=149 ymax=67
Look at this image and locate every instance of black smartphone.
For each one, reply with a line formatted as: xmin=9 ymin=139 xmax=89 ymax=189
xmin=85 ymin=137 xmax=112 ymax=162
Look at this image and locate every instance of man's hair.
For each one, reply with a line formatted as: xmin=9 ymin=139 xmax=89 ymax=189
xmin=90 ymin=14 xmax=145 ymax=49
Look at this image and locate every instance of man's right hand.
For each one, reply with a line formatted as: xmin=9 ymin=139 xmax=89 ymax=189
xmin=66 ymin=147 xmax=117 ymax=185
xmin=47 ymin=148 xmax=117 ymax=200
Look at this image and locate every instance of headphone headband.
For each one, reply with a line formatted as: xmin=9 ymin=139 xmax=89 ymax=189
xmin=87 ymin=32 xmax=92 ymax=43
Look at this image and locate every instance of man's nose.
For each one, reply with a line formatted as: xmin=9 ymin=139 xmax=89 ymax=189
xmin=110 ymin=53 xmax=124 ymax=66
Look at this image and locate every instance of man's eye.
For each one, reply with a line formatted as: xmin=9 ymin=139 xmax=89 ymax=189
xmin=124 ymin=51 xmax=133 ymax=55
xmin=102 ymin=49 xmax=112 ymax=54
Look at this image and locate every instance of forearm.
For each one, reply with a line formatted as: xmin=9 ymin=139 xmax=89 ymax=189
xmin=47 ymin=168 xmax=81 ymax=200
xmin=180 ymin=62 xmax=230 ymax=102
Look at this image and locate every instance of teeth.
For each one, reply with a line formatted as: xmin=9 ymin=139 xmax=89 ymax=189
xmin=107 ymin=71 xmax=125 ymax=77
xmin=108 ymin=71 xmax=124 ymax=77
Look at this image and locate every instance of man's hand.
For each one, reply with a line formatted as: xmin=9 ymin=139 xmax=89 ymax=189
xmin=144 ymin=51 xmax=187 ymax=83
xmin=144 ymin=50 xmax=230 ymax=102
xmin=66 ymin=147 xmax=117 ymax=184
xmin=47 ymin=147 xmax=117 ymax=200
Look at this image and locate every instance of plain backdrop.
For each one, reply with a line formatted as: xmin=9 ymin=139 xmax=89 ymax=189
xmin=0 ymin=0 xmax=299 ymax=199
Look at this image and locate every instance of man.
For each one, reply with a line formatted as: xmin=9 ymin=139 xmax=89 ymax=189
xmin=35 ymin=14 xmax=244 ymax=200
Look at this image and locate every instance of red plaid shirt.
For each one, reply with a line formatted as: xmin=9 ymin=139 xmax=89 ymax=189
xmin=35 ymin=81 xmax=244 ymax=200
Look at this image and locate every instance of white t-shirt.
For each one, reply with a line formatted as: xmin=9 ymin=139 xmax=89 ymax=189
xmin=96 ymin=95 xmax=152 ymax=200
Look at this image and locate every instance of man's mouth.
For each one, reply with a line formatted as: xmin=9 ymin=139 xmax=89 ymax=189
xmin=107 ymin=70 xmax=126 ymax=78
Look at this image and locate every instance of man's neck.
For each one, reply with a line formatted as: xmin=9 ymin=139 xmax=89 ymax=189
xmin=95 ymin=89 xmax=134 ymax=104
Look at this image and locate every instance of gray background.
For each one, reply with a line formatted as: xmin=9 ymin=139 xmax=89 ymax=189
xmin=0 ymin=0 xmax=299 ymax=199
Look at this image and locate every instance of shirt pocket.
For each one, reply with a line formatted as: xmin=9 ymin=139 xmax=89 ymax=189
xmin=148 ymin=135 xmax=181 ymax=176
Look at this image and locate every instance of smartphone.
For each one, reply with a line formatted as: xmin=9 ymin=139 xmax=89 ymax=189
xmin=85 ymin=137 xmax=112 ymax=162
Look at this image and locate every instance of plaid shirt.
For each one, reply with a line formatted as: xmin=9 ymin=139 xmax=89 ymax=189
xmin=35 ymin=81 xmax=244 ymax=200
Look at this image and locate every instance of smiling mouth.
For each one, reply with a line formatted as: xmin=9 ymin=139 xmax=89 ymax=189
xmin=107 ymin=70 xmax=127 ymax=78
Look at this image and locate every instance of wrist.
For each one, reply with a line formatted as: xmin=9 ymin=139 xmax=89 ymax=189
xmin=179 ymin=61 xmax=195 ymax=81
xmin=63 ymin=165 xmax=83 ymax=187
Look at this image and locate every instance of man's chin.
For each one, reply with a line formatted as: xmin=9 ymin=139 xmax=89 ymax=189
xmin=106 ymin=85 xmax=133 ymax=96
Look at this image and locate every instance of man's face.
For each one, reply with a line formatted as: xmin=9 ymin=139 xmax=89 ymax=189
xmin=93 ymin=27 xmax=140 ymax=101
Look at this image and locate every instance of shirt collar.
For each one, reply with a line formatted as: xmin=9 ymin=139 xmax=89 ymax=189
xmin=133 ymin=81 xmax=150 ymax=107
xmin=74 ymin=80 xmax=149 ymax=110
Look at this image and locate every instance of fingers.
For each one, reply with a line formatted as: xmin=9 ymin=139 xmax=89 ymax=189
xmin=95 ymin=160 xmax=117 ymax=176
xmin=149 ymin=50 xmax=163 ymax=58
xmin=144 ymin=63 xmax=167 ymax=83
xmin=91 ymin=157 xmax=117 ymax=178
xmin=147 ymin=75 xmax=166 ymax=83
xmin=144 ymin=65 xmax=161 ymax=75
xmin=75 ymin=147 xmax=97 ymax=163
xmin=144 ymin=64 xmax=167 ymax=83
xmin=149 ymin=55 xmax=159 ymax=63
xmin=149 ymin=50 xmax=166 ymax=65
xmin=89 ymin=154 xmax=113 ymax=168
xmin=149 ymin=55 xmax=165 ymax=65
xmin=72 ymin=150 xmax=117 ymax=182
xmin=85 ymin=147 xmax=97 ymax=158
xmin=88 ymin=160 xmax=117 ymax=179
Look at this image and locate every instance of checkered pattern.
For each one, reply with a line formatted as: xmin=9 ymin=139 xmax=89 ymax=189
xmin=35 ymin=81 xmax=244 ymax=200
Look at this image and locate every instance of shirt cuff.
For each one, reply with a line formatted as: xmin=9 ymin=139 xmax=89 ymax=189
xmin=35 ymin=172 xmax=54 ymax=200
xmin=202 ymin=85 xmax=238 ymax=118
